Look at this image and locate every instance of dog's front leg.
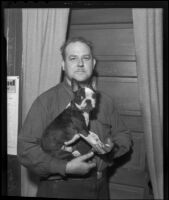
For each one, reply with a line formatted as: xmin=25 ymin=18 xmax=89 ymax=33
xmin=64 ymin=134 xmax=81 ymax=146
xmin=62 ymin=134 xmax=82 ymax=157
xmin=61 ymin=145 xmax=73 ymax=152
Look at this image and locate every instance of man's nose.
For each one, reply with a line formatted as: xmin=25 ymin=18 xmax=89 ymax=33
xmin=78 ymin=59 xmax=84 ymax=67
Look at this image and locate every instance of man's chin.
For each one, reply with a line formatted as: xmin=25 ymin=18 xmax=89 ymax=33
xmin=73 ymin=76 xmax=90 ymax=83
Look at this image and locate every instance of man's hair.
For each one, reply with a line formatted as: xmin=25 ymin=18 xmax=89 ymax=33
xmin=60 ymin=37 xmax=94 ymax=60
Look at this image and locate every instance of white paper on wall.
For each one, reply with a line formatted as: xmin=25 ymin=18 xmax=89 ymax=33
xmin=7 ymin=76 xmax=19 ymax=155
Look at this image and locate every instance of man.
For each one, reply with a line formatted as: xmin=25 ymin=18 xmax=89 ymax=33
xmin=17 ymin=37 xmax=132 ymax=199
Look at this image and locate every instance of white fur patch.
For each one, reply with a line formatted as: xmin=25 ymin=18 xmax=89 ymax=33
xmin=83 ymin=112 xmax=89 ymax=126
xmin=85 ymin=88 xmax=93 ymax=97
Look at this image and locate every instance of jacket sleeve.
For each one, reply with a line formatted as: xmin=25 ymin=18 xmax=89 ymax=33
xmin=110 ymin=101 xmax=133 ymax=158
xmin=17 ymin=97 xmax=68 ymax=178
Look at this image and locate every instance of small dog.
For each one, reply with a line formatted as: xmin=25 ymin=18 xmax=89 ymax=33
xmin=41 ymin=78 xmax=103 ymax=161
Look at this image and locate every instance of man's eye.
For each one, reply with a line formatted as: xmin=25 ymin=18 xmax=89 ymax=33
xmin=84 ymin=56 xmax=90 ymax=60
xmin=70 ymin=57 xmax=76 ymax=60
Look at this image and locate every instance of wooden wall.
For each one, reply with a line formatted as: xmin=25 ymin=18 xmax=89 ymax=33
xmin=68 ymin=8 xmax=149 ymax=199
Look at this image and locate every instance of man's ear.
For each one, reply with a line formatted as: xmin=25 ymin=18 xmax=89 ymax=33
xmin=93 ymin=58 xmax=96 ymax=70
xmin=71 ymin=79 xmax=80 ymax=92
xmin=90 ymin=76 xmax=97 ymax=91
xmin=61 ymin=60 xmax=65 ymax=71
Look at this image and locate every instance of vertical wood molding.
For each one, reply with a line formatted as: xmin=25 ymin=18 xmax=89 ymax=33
xmin=6 ymin=9 xmax=22 ymax=76
xmin=5 ymin=9 xmax=22 ymax=196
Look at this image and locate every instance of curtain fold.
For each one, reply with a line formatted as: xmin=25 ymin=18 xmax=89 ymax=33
xmin=21 ymin=8 xmax=69 ymax=196
xmin=132 ymin=9 xmax=163 ymax=199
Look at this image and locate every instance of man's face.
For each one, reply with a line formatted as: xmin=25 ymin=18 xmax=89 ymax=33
xmin=62 ymin=41 xmax=96 ymax=83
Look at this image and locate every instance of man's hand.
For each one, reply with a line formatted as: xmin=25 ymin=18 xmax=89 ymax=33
xmin=65 ymin=152 xmax=96 ymax=175
xmin=103 ymin=137 xmax=114 ymax=153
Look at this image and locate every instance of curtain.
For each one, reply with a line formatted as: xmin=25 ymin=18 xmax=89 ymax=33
xmin=21 ymin=8 xmax=70 ymax=196
xmin=132 ymin=9 xmax=163 ymax=199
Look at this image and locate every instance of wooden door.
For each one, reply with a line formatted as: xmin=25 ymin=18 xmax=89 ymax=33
xmin=68 ymin=8 xmax=150 ymax=199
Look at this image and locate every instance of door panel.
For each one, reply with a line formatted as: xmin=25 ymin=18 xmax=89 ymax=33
xmin=97 ymin=77 xmax=140 ymax=111
xmin=96 ymin=61 xmax=137 ymax=77
xmin=70 ymin=26 xmax=135 ymax=56
xmin=71 ymin=8 xmax=133 ymax=24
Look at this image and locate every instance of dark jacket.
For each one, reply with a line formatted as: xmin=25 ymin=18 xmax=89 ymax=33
xmin=17 ymin=79 xmax=132 ymax=179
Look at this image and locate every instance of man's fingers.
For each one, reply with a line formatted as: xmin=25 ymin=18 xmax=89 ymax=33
xmin=92 ymin=144 xmax=106 ymax=154
xmin=104 ymin=138 xmax=114 ymax=152
xmin=88 ymin=162 xmax=96 ymax=169
xmin=79 ymin=152 xmax=95 ymax=161
xmin=106 ymin=138 xmax=114 ymax=147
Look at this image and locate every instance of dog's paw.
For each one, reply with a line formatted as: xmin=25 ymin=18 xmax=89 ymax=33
xmin=61 ymin=145 xmax=73 ymax=153
xmin=80 ymin=132 xmax=115 ymax=155
xmin=72 ymin=150 xmax=81 ymax=157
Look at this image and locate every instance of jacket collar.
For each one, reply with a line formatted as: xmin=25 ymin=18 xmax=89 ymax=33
xmin=62 ymin=77 xmax=74 ymax=99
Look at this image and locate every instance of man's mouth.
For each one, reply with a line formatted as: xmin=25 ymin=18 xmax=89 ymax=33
xmin=75 ymin=70 xmax=86 ymax=73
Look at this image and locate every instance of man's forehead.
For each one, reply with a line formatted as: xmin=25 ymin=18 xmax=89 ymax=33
xmin=66 ymin=42 xmax=91 ymax=54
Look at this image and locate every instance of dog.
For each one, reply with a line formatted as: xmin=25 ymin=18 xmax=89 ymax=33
xmin=40 ymin=78 xmax=108 ymax=161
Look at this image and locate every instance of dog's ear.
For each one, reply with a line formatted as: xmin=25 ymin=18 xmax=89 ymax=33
xmin=89 ymin=77 xmax=97 ymax=91
xmin=71 ymin=79 xmax=80 ymax=92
